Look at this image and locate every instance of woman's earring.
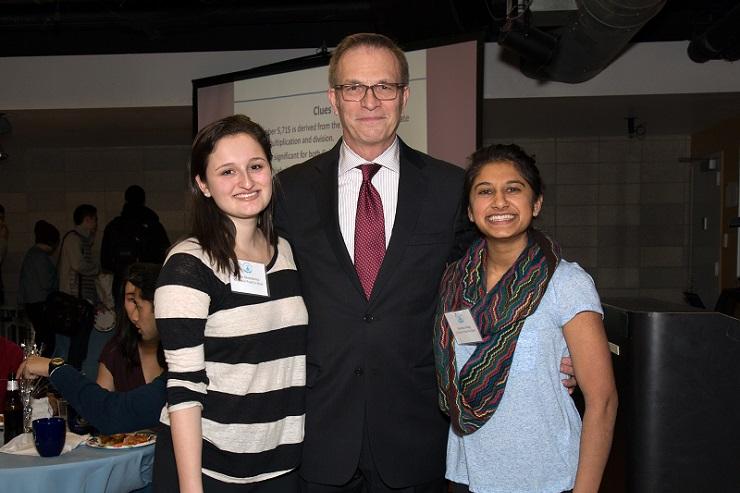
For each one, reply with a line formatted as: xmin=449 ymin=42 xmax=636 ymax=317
xmin=204 ymin=191 xmax=211 ymax=198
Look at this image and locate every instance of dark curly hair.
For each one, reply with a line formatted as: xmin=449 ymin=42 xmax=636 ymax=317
xmin=464 ymin=143 xmax=544 ymax=202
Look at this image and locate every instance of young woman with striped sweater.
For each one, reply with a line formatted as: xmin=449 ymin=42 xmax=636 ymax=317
xmin=152 ymin=115 xmax=307 ymax=493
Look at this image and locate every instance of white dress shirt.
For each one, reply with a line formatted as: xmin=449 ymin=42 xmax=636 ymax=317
xmin=337 ymin=138 xmax=400 ymax=262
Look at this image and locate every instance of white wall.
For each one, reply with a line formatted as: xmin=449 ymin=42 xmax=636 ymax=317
xmin=0 ymin=48 xmax=314 ymax=110
xmin=3 ymin=41 xmax=737 ymax=110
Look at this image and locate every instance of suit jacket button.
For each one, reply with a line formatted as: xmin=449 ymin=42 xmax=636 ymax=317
xmin=363 ymin=314 xmax=374 ymax=322
xmin=354 ymin=367 xmax=364 ymax=376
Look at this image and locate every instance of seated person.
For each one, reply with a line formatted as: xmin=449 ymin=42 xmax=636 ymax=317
xmin=0 ymin=336 xmax=23 ymax=407
xmin=17 ymin=354 xmax=164 ymax=435
xmin=97 ymin=263 xmax=163 ymax=392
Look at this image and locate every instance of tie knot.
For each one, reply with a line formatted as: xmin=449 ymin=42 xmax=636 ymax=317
xmin=359 ymin=163 xmax=381 ymax=182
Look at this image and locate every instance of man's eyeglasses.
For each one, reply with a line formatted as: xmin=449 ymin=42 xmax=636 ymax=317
xmin=333 ymin=83 xmax=407 ymax=102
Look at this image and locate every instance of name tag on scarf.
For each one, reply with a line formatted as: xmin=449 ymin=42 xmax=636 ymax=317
xmin=444 ymin=309 xmax=483 ymax=344
xmin=231 ymin=260 xmax=269 ymax=297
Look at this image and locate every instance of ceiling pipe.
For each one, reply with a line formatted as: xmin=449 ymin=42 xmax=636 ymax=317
xmin=515 ymin=0 xmax=667 ymax=83
xmin=687 ymin=2 xmax=740 ymax=63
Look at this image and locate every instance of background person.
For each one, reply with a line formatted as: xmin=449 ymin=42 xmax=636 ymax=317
xmin=435 ymin=144 xmax=617 ymax=493
xmin=100 ymin=185 xmax=170 ymax=305
xmin=18 ymin=220 xmax=60 ymax=357
xmin=0 ymin=336 xmax=23 ymax=408
xmin=96 ymin=262 xmax=164 ymax=392
xmin=17 ymin=354 xmax=165 ymax=435
xmin=57 ymin=203 xmax=100 ymax=369
xmin=153 ymin=115 xmax=308 ymax=492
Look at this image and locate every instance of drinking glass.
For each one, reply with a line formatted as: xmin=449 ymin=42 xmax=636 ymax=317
xmin=19 ymin=378 xmax=33 ymax=433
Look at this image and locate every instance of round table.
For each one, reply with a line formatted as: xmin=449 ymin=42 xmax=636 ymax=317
xmin=0 ymin=440 xmax=154 ymax=492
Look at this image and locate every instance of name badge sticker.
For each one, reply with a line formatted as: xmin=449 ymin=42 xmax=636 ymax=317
xmin=231 ymin=260 xmax=269 ymax=297
xmin=444 ymin=309 xmax=483 ymax=345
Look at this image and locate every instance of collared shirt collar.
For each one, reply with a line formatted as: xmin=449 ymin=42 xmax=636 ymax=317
xmin=338 ymin=137 xmax=401 ymax=175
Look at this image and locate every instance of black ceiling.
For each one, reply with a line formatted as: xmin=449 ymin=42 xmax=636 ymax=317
xmin=0 ymin=0 xmax=738 ymax=58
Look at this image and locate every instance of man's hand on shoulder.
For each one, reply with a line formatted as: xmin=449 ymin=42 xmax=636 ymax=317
xmin=560 ymin=356 xmax=577 ymax=395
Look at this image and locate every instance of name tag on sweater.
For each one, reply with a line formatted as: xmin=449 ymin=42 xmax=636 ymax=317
xmin=231 ymin=260 xmax=269 ymax=297
xmin=444 ymin=309 xmax=483 ymax=344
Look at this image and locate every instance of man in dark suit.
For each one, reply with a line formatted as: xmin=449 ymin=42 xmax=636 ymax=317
xmin=276 ymin=33 xmax=462 ymax=493
xmin=277 ymin=33 xmax=573 ymax=492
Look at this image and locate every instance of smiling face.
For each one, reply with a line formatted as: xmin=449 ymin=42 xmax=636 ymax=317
xmin=328 ymin=45 xmax=409 ymax=161
xmin=468 ymin=160 xmax=543 ymax=249
xmin=123 ymin=281 xmax=157 ymax=342
xmin=195 ymin=132 xmax=273 ymax=230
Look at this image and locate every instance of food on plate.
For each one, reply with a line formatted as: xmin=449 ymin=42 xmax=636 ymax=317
xmin=90 ymin=431 xmax=154 ymax=448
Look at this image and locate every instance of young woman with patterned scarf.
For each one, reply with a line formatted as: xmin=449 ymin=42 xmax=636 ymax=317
xmin=434 ymin=144 xmax=617 ymax=493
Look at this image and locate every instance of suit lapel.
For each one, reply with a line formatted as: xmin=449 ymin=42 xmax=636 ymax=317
xmin=311 ymin=142 xmax=366 ymax=296
xmin=315 ymin=139 xmax=429 ymax=303
xmin=370 ymin=141 xmax=428 ymax=304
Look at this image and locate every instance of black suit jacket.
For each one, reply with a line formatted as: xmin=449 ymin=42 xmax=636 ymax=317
xmin=275 ymin=139 xmax=469 ymax=487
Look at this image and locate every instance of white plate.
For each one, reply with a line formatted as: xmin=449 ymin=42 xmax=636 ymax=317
xmin=85 ymin=432 xmax=155 ymax=449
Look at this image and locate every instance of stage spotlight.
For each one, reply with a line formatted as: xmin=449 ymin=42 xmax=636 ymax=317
xmin=498 ymin=18 xmax=558 ymax=72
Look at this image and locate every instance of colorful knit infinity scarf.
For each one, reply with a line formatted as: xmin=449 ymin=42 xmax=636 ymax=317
xmin=433 ymin=229 xmax=561 ymax=435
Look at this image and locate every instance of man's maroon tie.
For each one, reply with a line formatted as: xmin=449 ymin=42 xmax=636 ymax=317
xmin=354 ymin=164 xmax=385 ymax=299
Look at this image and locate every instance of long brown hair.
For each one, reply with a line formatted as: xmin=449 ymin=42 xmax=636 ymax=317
xmin=189 ymin=114 xmax=276 ymax=277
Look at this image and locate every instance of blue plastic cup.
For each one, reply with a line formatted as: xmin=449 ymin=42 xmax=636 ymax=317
xmin=32 ymin=417 xmax=66 ymax=457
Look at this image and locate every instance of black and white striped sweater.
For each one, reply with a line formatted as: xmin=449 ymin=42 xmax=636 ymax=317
xmin=155 ymin=236 xmax=307 ymax=484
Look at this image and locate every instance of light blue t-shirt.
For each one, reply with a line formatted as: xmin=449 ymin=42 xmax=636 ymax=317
xmin=445 ymin=260 xmax=603 ymax=493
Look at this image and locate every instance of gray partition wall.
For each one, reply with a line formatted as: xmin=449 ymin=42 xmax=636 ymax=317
xmin=601 ymin=299 xmax=740 ymax=493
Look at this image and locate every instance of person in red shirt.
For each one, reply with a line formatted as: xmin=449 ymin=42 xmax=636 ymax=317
xmin=0 ymin=336 xmax=23 ymax=407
